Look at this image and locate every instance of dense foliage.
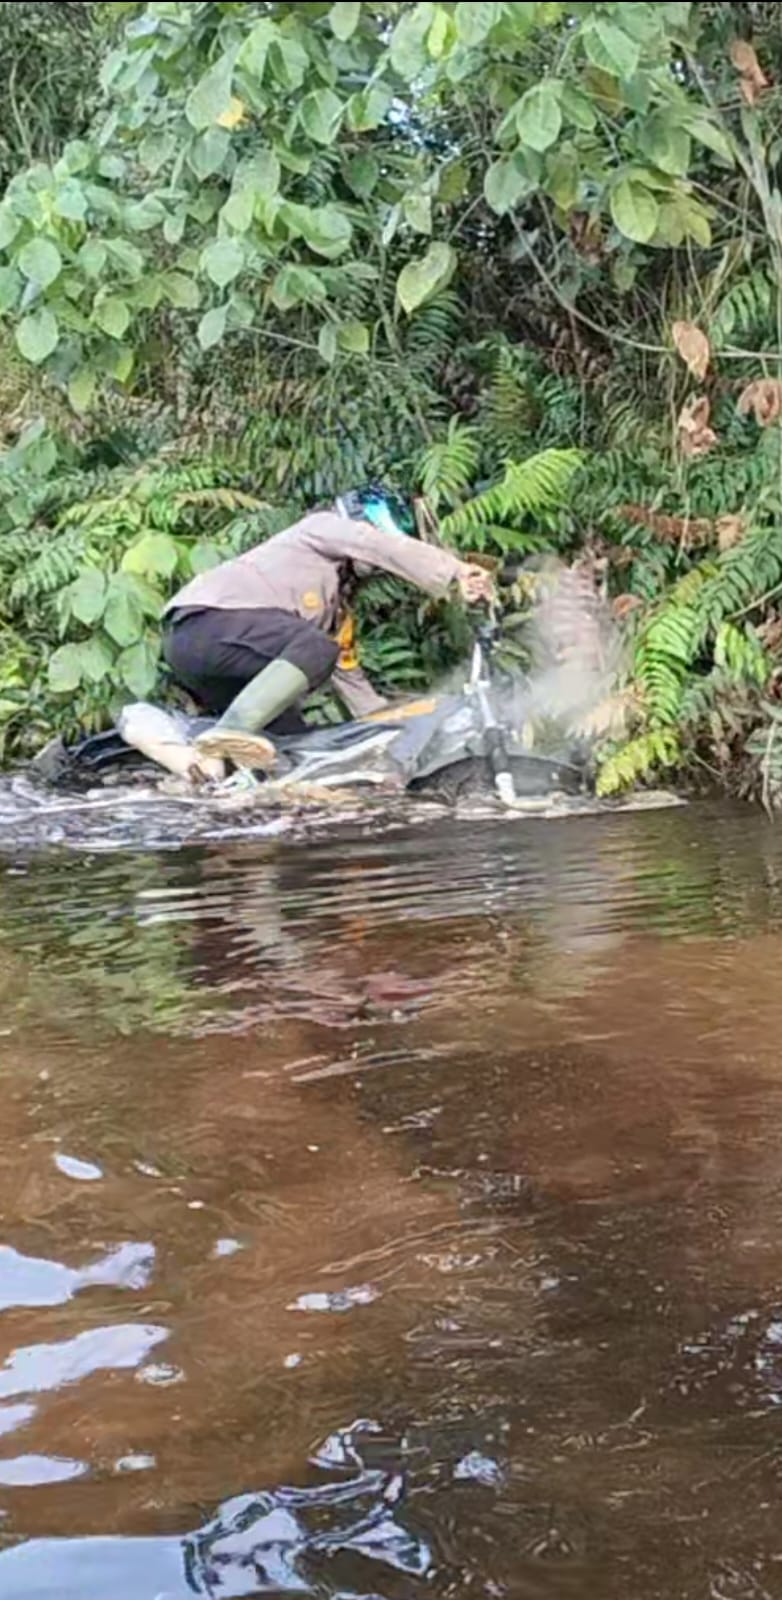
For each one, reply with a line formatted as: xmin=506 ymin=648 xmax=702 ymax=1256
xmin=1 ymin=0 xmax=782 ymax=803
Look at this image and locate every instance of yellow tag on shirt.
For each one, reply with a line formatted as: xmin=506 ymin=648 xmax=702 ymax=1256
xmin=336 ymin=613 xmax=359 ymax=670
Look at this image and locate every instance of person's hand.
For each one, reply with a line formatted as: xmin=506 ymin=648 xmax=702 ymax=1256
xmin=457 ymin=562 xmax=494 ymax=605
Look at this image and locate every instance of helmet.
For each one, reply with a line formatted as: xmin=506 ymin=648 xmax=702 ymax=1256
xmin=335 ymin=485 xmax=416 ymax=538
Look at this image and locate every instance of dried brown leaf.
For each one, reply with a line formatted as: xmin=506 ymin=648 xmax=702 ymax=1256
xmin=730 ymin=38 xmax=770 ymax=105
xmin=677 ymin=394 xmax=717 ymax=457
xmin=612 ymin=593 xmax=644 ymax=621
xmin=715 ymin=514 xmax=747 ymax=552
xmin=672 ymin=321 xmax=710 ymax=382
xmin=737 ymin=378 xmax=782 ymax=427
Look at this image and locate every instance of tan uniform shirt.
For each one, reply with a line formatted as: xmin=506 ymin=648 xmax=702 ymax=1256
xmin=166 ymin=511 xmax=463 ymax=717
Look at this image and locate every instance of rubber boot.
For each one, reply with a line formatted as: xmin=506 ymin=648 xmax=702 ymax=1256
xmin=194 ymin=659 xmax=310 ymax=770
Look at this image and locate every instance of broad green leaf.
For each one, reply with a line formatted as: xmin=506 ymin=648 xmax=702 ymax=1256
xmin=139 ymin=130 xmax=176 ymax=174
xmin=126 ymin=197 xmax=166 ymax=232
xmin=329 ymin=0 xmax=360 ymax=40
xmin=133 ymin=276 xmax=165 ymax=311
xmin=299 ymin=205 xmax=352 ymax=259
xmin=198 ymin=303 xmax=228 ymax=350
xmin=300 ymin=88 xmax=344 ymax=146
xmin=94 ymin=295 xmax=130 ymax=338
xmin=688 ymin=117 xmax=735 ymax=165
xmin=119 ymin=638 xmax=160 ymax=700
xmin=54 ymin=181 xmax=87 ymax=223
xmin=235 ymin=148 xmax=281 ymax=198
xmin=78 ymin=240 xmax=107 ymax=278
xmin=162 ymin=272 xmax=200 ymax=309
xmin=67 ymin=567 xmax=106 ymax=626
xmin=390 ymin=3 xmax=434 ymax=80
xmin=427 ymin=7 xmax=450 ymax=58
xmin=0 ymin=207 xmax=20 ymax=250
xmin=455 ymin=0 xmax=502 ymax=45
xmin=270 ymin=265 xmax=327 ymax=310
xmin=18 ymin=238 xmax=62 ymax=289
xmin=610 ymin=176 xmax=659 ymax=243
xmin=105 ymin=238 xmax=144 ymax=278
xmin=228 ymin=292 xmax=254 ymax=328
xmin=346 ymin=83 xmax=393 ymax=131
xmin=103 ymin=573 xmax=145 ymax=648
xmin=68 ymin=366 xmax=97 ymax=414
xmin=318 ymin=322 xmax=338 ymax=364
xmin=48 ymin=643 xmax=83 ymax=694
xmin=582 ymin=18 xmax=639 ymax=79
xmin=484 ymin=157 xmax=535 ymax=215
xmin=346 ymin=153 xmax=379 ymax=198
xmin=338 ymin=320 xmax=370 ymax=354
xmin=545 ymin=145 xmax=580 ymax=211
xmin=221 ymin=188 xmax=255 ymax=232
xmin=238 ymin=19 xmax=276 ymax=80
xmin=404 ymin=192 xmax=432 ymax=234
xmin=516 ymin=84 xmax=562 ymax=153
xmin=269 ymin=36 xmax=308 ymax=90
xmin=189 ymin=541 xmax=221 ymax=576
xmin=58 ymin=139 xmax=92 ymax=176
xmin=186 ymin=50 xmax=237 ymax=132
xmin=16 ymin=309 xmax=58 ymax=364
xmin=201 ymin=238 xmax=244 ymax=288
xmin=397 ymin=240 xmax=456 ymax=313
xmin=113 ymin=347 xmax=135 ymax=384
xmin=559 ymin=84 xmax=597 ymax=131
xmin=188 ymin=128 xmax=231 ymax=181
xmin=638 ymin=113 xmax=691 ymax=177
xmin=164 ymin=209 xmax=187 ymax=245
xmin=122 ymin=532 xmax=179 ymax=581
xmin=0 ymin=266 xmax=21 ymax=314
xmin=77 ymin=636 xmax=114 ymax=686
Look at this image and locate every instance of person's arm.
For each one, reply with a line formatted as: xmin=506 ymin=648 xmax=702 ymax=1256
xmin=299 ymin=511 xmax=468 ymax=599
xmin=331 ymin=663 xmax=389 ymax=719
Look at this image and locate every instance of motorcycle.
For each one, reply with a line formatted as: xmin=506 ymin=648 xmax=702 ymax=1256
xmin=32 ymin=606 xmax=587 ymax=807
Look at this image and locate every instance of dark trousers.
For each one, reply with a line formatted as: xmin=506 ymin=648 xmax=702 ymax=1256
xmin=163 ymin=607 xmax=339 ymax=735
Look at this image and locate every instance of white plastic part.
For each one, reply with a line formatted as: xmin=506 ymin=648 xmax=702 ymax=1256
xmin=117 ymin=703 xmax=224 ymax=783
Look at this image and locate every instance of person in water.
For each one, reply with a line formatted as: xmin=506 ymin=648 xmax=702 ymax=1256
xmin=162 ymin=486 xmax=493 ymax=769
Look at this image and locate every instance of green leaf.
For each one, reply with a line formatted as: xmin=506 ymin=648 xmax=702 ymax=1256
xmin=397 ymin=240 xmax=456 ymax=313
xmin=78 ymin=240 xmax=107 ymax=278
xmin=125 ymin=196 xmax=167 ymax=233
xmin=404 ymin=191 xmax=432 ymax=234
xmin=105 ymin=238 xmax=145 ymax=278
xmin=610 ymin=176 xmax=659 ymax=243
xmin=113 ymin=346 xmax=134 ymax=384
xmin=270 ymin=265 xmax=327 ymax=310
xmin=160 ymin=272 xmax=199 ymax=310
xmin=54 ymin=181 xmax=87 ymax=223
xmin=0 ymin=207 xmax=20 ymax=250
xmin=185 ymin=50 xmax=237 ymax=132
xmin=299 ymin=205 xmax=352 ymax=259
xmin=0 ymin=266 xmax=21 ymax=314
xmin=188 ymin=128 xmax=231 ymax=181
xmin=269 ymin=36 xmax=308 ymax=91
xmin=582 ymin=18 xmax=640 ymax=79
xmin=329 ymin=0 xmax=360 ymax=40
xmin=455 ymin=1 xmax=503 ymax=45
xmin=688 ymin=116 xmax=735 ymax=165
xmin=346 ymin=153 xmax=379 ymax=198
xmin=300 ymin=88 xmax=344 ymax=146
xmin=103 ymin=573 xmax=145 ymax=647
xmin=16 ymin=309 xmax=58 ymax=364
xmin=516 ymin=83 xmax=562 ymax=153
xmin=347 ymin=83 xmax=393 ymax=131
xmin=77 ymin=636 xmax=114 ymax=686
xmin=201 ymin=238 xmax=245 ymax=288
xmin=318 ymin=322 xmax=338 ymax=364
xmin=68 ymin=366 xmax=97 ymax=414
xmin=484 ymin=156 xmax=535 ymax=215
xmin=638 ymin=113 xmax=691 ymax=177
xmin=119 ymin=638 xmax=160 ymax=700
xmin=68 ymin=567 xmax=106 ymax=625
xmin=198 ymin=303 xmax=228 ymax=349
xmin=18 ymin=238 xmax=62 ymax=289
xmin=139 ymin=130 xmax=176 ymax=174
xmin=48 ymin=643 xmax=83 ymax=694
xmin=189 ymin=541 xmax=221 ymax=576
xmin=164 ymin=209 xmax=187 ymax=246
xmin=546 ymin=145 xmax=580 ymax=211
xmin=94 ymin=295 xmax=130 ymax=339
xmin=221 ymin=188 xmax=255 ymax=232
xmin=428 ymin=7 xmax=450 ymax=57
xmin=559 ymin=83 xmax=597 ymax=132
xmin=390 ymin=3 xmax=434 ymax=80
xmin=238 ymin=19 xmax=276 ymax=80
xmin=122 ymin=532 xmax=179 ymax=581
xmin=338 ymin=320 xmax=370 ymax=354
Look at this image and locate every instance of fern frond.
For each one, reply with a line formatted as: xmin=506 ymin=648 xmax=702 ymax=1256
xmin=441 ymin=449 xmax=584 ymax=544
xmin=596 ymin=728 xmax=681 ymax=796
xmin=418 ymin=418 xmax=480 ymax=512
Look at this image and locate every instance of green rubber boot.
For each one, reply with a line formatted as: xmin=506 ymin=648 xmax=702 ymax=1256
xmin=195 ymin=658 xmax=309 ymax=770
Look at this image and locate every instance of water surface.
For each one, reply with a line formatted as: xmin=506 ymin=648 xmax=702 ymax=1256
xmin=0 ymin=803 xmax=782 ymax=1596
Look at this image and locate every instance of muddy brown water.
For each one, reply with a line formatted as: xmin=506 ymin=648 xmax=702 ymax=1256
xmin=1 ymin=802 xmax=782 ymax=1597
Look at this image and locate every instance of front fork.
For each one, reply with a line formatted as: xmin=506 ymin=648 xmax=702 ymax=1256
xmin=467 ymin=622 xmax=518 ymax=808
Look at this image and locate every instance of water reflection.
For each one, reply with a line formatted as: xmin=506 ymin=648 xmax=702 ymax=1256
xmin=1 ymin=807 xmax=782 ymax=1596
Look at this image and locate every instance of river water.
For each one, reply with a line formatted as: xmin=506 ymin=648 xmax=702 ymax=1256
xmin=1 ymin=801 xmax=782 ymax=1598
